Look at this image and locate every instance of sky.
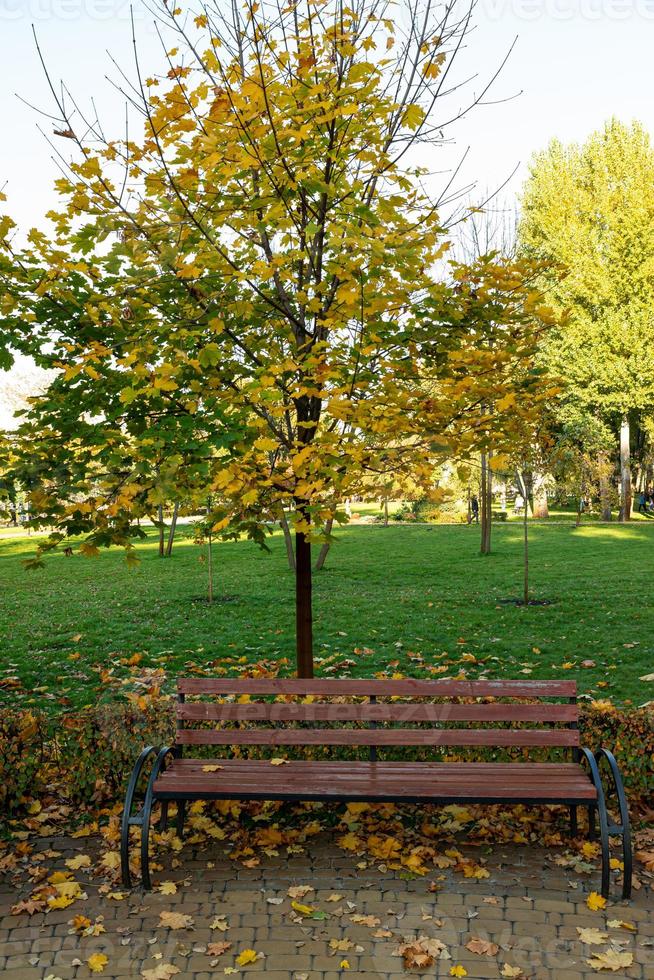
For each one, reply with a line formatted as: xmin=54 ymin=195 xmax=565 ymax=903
xmin=2 ymin=0 xmax=654 ymax=421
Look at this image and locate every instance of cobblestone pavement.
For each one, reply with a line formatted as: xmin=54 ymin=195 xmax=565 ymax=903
xmin=1 ymin=834 xmax=652 ymax=980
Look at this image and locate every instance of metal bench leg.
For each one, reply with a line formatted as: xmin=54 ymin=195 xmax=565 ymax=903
xmin=136 ymin=746 xmax=173 ymax=891
xmin=588 ymin=805 xmax=597 ymax=841
xmin=595 ymin=749 xmax=633 ymax=901
xmin=569 ymin=806 xmax=578 ymax=837
xmin=121 ymin=746 xmax=157 ymax=889
xmin=580 ymin=748 xmax=611 ymax=899
xmin=176 ymin=799 xmax=187 ymax=840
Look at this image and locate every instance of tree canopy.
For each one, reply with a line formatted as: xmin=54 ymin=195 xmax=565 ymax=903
xmin=0 ymin=0 xmax=556 ymax=673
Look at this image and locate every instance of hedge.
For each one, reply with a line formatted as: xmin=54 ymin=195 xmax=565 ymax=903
xmin=1 ymin=698 xmax=652 ymax=819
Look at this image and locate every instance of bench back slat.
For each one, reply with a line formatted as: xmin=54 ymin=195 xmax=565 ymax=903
xmin=175 ymin=677 xmax=578 ymax=753
xmin=177 ymin=702 xmax=579 ymax=724
xmin=178 ymin=678 xmax=576 ymax=698
xmin=176 ymin=727 xmax=580 ymax=747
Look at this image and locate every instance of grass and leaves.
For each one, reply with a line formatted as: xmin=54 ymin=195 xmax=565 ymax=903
xmin=1 ymin=522 xmax=653 ymax=711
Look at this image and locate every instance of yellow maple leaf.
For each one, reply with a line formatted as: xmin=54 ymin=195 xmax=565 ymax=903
xmin=235 ymin=948 xmax=259 ymax=966
xmin=586 ymin=892 xmax=607 ymax=912
xmin=158 ymin=910 xmax=194 ymax=930
xmin=450 ymin=966 xmax=468 ymax=977
xmin=586 ymin=949 xmax=634 ymax=971
xmin=270 ymin=758 xmax=289 ymax=766
xmin=340 ymin=960 xmax=350 ymax=969
xmin=87 ymin=953 xmax=109 ymax=973
xmin=606 ymin=919 xmax=636 ymax=931
xmin=65 ymin=854 xmax=91 ymax=870
xmin=157 ymin=881 xmax=178 ymax=895
xmin=201 ymin=765 xmax=224 ymax=772
xmin=71 ymin=914 xmax=92 ymax=931
xmin=577 ymin=927 xmax=608 ymax=945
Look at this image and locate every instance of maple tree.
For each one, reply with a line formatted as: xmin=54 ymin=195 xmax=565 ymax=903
xmin=0 ymin=0 xmax=555 ymax=675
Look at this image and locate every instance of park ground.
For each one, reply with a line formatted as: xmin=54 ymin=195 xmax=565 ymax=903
xmin=1 ymin=520 xmax=653 ymax=711
xmin=1 ymin=832 xmax=653 ymax=979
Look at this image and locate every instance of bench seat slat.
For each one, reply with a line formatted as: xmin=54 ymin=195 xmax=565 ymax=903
xmin=177 ymin=703 xmax=578 ymax=723
xmin=176 ymin=727 xmax=580 ymax=747
xmin=178 ymin=678 xmax=577 ymax=697
xmin=153 ymin=759 xmax=596 ymax=802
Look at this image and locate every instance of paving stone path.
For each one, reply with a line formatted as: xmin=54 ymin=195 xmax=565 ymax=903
xmin=1 ymin=835 xmax=652 ymax=980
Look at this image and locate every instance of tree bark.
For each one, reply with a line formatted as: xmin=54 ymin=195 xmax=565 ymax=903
xmin=157 ymin=504 xmax=165 ymax=557
xmin=279 ymin=508 xmax=296 ymax=571
xmin=523 ymin=490 xmax=529 ymax=605
xmin=315 ymin=517 xmax=334 ymax=571
xmin=532 ymin=473 xmax=549 ymax=519
xmin=619 ymin=417 xmax=632 ymax=522
xmin=165 ymin=502 xmax=179 ymax=557
xmin=598 ymin=452 xmax=611 ymax=521
xmin=384 ymin=499 xmax=389 ymax=527
xmin=295 ymin=503 xmax=314 ymax=678
xmin=480 ymin=452 xmax=492 ymax=554
xmin=207 ymin=532 xmax=214 ymax=603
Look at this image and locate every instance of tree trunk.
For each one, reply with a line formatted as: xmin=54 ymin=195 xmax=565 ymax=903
xmin=207 ymin=532 xmax=214 ymax=603
xmin=157 ymin=504 xmax=165 ymax=557
xmin=532 ymin=473 xmax=549 ymax=519
xmin=295 ymin=503 xmax=314 ymax=678
xmin=619 ymin=417 xmax=631 ymax=522
xmin=523 ymin=491 xmax=529 ymax=605
xmin=384 ymin=499 xmax=389 ymax=527
xmin=165 ymin=502 xmax=179 ymax=557
xmin=480 ymin=452 xmax=492 ymax=554
xmin=279 ymin=508 xmax=296 ymax=571
xmin=315 ymin=517 xmax=334 ymax=571
xmin=598 ymin=452 xmax=611 ymax=521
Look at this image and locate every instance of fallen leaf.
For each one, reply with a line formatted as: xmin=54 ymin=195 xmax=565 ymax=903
xmin=577 ymin=927 xmax=609 ymax=945
xmin=158 ymin=911 xmax=194 ymax=930
xmin=288 ymin=885 xmax=314 ymax=898
xmin=235 ymin=948 xmax=259 ymax=966
xmin=450 ymin=967 xmax=468 ymax=978
xmin=270 ymin=758 xmax=289 ymax=765
xmin=207 ymin=942 xmax=232 ymax=956
xmin=586 ymin=949 xmax=634 ymax=972
xmin=586 ymin=892 xmax=607 ymax=912
xmin=606 ymin=919 xmax=636 ymax=931
xmin=141 ymin=965 xmax=180 ymax=980
xmin=10 ymin=899 xmax=47 ymax=916
xmin=87 ymin=953 xmax=108 ymax=973
xmin=201 ymin=765 xmax=224 ymax=772
xmin=290 ymin=901 xmax=314 ymax=917
xmin=466 ymin=938 xmax=499 ymax=956
xmin=350 ymin=914 xmax=380 ymax=927
xmin=65 ymin=855 xmax=91 ymax=871
xmin=157 ymin=881 xmax=178 ymax=895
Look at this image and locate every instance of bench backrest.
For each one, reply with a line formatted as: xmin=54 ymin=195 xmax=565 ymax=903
xmin=175 ymin=678 xmax=579 ymax=752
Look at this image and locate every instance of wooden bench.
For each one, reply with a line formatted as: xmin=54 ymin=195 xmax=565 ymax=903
xmin=121 ymin=678 xmax=632 ymax=898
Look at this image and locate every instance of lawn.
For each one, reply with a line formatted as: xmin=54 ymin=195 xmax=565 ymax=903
xmin=1 ymin=521 xmax=652 ymax=712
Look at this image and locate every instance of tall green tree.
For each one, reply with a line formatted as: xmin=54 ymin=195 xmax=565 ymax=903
xmin=519 ymin=119 xmax=654 ymax=520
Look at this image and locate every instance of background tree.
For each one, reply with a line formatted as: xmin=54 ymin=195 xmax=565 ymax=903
xmin=519 ymin=119 xmax=654 ymax=521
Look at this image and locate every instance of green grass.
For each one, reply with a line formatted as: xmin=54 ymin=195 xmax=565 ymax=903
xmin=1 ymin=522 xmax=653 ymax=712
